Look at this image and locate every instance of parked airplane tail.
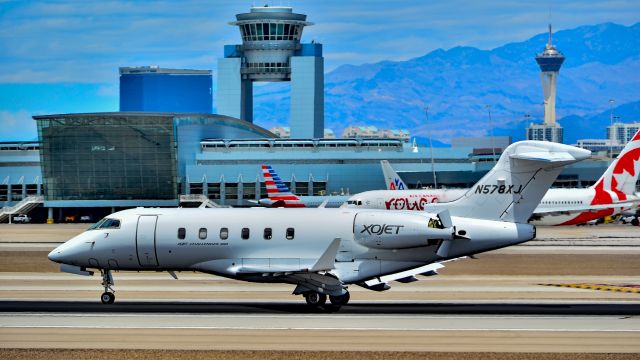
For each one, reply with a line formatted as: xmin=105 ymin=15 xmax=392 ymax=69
xmin=424 ymin=141 xmax=591 ymax=223
xmin=591 ymin=130 xmax=640 ymax=200
xmin=261 ymin=165 xmax=305 ymax=208
xmin=381 ymin=160 xmax=407 ymax=190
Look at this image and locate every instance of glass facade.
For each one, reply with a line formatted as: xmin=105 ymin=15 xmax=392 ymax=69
xmin=36 ymin=114 xmax=177 ymax=201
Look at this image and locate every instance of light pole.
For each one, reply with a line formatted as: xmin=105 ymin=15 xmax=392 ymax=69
xmin=486 ymin=105 xmax=496 ymax=163
xmin=609 ymin=99 xmax=615 ymax=161
xmin=424 ymin=106 xmax=438 ymax=189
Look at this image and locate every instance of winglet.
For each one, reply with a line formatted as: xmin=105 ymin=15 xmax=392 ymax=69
xmin=310 ymin=238 xmax=341 ymax=272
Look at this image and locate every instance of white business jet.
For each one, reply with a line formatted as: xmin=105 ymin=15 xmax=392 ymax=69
xmin=48 ymin=141 xmax=589 ymax=309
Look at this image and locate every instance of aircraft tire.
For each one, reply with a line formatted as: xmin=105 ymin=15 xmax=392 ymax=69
xmin=304 ymin=292 xmax=327 ymax=307
xmin=329 ymin=291 xmax=350 ymax=306
xmin=101 ymin=292 xmax=115 ymax=304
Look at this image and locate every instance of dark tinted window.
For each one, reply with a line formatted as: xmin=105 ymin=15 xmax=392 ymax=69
xmin=264 ymin=228 xmax=272 ymax=240
xmin=98 ymin=218 xmax=120 ymax=229
xmin=286 ymin=227 xmax=294 ymax=240
xmin=199 ymin=228 xmax=207 ymax=240
xmin=177 ymin=227 xmax=185 ymax=240
xmin=220 ymin=227 xmax=228 ymax=240
xmin=241 ymin=227 xmax=250 ymax=240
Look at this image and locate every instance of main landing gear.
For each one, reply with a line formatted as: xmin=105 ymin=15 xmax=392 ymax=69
xmin=100 ymin=269 xmax=115 ymax=304
xmin=303 ymin=290 xmax=350 ymax=309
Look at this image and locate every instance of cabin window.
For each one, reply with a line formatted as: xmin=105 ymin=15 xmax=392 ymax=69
xmin=264 ymin=228 xmax=272 ymax=240
xmin=177 ymin=227 xmax=186 ymax=240
xmin=286 ymin=227 xmax=295 ymax=240
xmin=220 ymin=227 xmax=228 ymax=240
xmin=241 ymin=227 xmax=250 ymax=240
xmin=199 ymin=228 xmax=207 ymax=240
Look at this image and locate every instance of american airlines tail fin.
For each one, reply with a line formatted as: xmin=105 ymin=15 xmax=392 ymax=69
xmin=381 ymin=160 xmax=407 ymax=190
xmin=424 ymin=141 xmax=591 ymax=223
xmin=261 ymin=165 xmax=305 ymax=208
xmin=591 ymin=130 xmax=640 ymax=200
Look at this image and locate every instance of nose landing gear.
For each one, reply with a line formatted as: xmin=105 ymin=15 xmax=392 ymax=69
xmin=100 ymin=269 xmax=115 ymax=304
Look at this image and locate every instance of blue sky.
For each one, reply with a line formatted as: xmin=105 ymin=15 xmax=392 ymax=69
xmin=1 ymin=0 xmax=639 ymax=140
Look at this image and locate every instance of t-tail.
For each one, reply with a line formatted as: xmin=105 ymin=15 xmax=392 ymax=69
xmin=381 ymin=160 xmax=407 ymax=190
xmin=424 ymin=141 xmax=591 ymax=223
xmin=590 ymin=130 xmax=640 ymax=202
xmin=261 ymin=164 xmax=305 ymax=208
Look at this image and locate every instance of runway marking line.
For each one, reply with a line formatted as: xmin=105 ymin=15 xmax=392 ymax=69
xmin=540 ymin=283 xmax=640 ymax=293
xmin=1 ymin=325 xmax=639 ymax=332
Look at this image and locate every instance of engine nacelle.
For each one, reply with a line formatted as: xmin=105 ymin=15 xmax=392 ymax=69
xmin=353 ymin=211 xmax=453 ymax=249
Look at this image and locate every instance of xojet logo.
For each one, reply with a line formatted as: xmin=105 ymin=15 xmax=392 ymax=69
xmin=360 ymin=224 xmax=404 ymax=235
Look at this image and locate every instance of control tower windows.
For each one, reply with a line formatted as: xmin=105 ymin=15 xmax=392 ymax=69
xmin=284 ymin=24 xmax=290 ymax=39
xmin=250 ymin=23 xmax=257 ymax=41
xmin=277 ymin=24 xmax=284 ymax=40
xmin=239 ymin=22 xmax=301 ymax=41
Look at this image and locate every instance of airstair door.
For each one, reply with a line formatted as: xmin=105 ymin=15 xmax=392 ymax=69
xmin=136 ymin=215 xmax=159 ymax=267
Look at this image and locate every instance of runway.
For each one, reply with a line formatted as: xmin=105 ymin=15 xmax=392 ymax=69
xmin=1 ymin=300 xmax=639 ymax=352
xmin=1 ymin=224 xmax=639 ymax=355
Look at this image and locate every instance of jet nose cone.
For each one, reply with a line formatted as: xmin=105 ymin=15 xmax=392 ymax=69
xmin=48 ymin=247 xmax=63 ymax=263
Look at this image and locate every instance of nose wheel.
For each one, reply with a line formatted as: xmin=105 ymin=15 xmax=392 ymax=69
xmin=100 ymin=269 xmax=115 ymax=304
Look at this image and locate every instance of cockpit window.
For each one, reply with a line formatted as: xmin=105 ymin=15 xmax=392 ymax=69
xmin=346 ymin=200 xmax=362 ymax=206
xmin=88 ymin=218 xmax=121 ymax=230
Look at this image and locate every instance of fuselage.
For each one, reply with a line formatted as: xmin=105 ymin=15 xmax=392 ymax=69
xmin=49 ymin=207 xmax=534 ymax=284
xmin=348 ymin=187 xmax=638 ymax=226
xmin=259 ymin=195 xmax=351 ymax=208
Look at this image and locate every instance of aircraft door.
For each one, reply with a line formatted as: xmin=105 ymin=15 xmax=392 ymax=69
xmin=136 ymin=215 xmax=159 ymax=267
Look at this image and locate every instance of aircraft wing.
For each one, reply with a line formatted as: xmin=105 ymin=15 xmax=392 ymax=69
xmin=534 ymin=201 xmax=638 ymax=215
xmin=212 ymin=239 xmax=347 ymax=297
xmin=364 ymin=263 xmax=444 ymax=288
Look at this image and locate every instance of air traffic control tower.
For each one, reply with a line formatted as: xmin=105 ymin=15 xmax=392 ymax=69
xmin=217 ymin=6 xmax=324 ymax=138
xmin=527 ymin=25 xmax=565 ymax=143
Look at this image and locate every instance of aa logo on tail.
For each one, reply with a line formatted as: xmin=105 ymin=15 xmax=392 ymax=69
xmin=389 ymin=179 xmax=405 ymax=190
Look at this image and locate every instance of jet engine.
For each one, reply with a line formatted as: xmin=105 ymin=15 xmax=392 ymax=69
xmin=353 ymin=211 xmax=454 ymax=249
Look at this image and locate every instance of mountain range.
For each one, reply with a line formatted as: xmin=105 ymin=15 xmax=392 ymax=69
xmin=246 ymin=22 xmax=640 ymax=144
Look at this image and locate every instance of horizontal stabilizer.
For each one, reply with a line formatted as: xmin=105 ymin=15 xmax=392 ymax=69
xmin=510 ymin=151 xmax=579 ymax=163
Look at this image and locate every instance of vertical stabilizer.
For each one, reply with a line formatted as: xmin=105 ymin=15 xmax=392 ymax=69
xmin=261 ymin=165 xmax=305 ymax=208
xmin=381 ymin=160 xmax=407 ymax=190
xmin=591 ymin=130 xmax=640 ymax=200
xmin=424 ymin=141 xmax=590 ymax=223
